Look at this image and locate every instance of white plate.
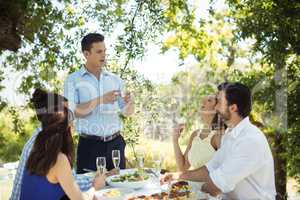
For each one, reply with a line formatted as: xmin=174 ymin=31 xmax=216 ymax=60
xmin=95 ymin=188 xmax=133 ymax=200
xmin=106 ymin=169 xmax=152 ymax=189
xmin=82 ymin=172 xmax=96 ymax=178
xmin=124 ymin=189 xmax=166 ymax=199
xmin=119 ymin=168 xmax=136 ymax=175
xmin=187 ymin=181 xmax=210 ymax=199
xmin=161 ymin=181 xmax=208 ymax=199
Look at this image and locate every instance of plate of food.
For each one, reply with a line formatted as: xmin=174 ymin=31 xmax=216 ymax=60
xmin=127 ymin=192 xmax=169 ymax=200
xmin=106 ymin=170 xmax=152 ymax=189
xmin=126 ymin=181 xmax=197 ymax=200
xmin=168 ymin=180 xmax=196 ymax=199
xmin=95 ymin=188 xmax=133 ymax=200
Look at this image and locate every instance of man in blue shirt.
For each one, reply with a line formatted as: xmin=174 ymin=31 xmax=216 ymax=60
xmin=64 ymin=33 xmax=134 ymax=173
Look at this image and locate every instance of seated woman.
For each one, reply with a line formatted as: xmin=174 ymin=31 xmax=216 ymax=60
xmin=20 ymin=89 xmax=105 ymax=200
xmin=11 ymin=89 xmax=97 ymax=200
xmin=172 ymin=95 xmax=226 ymax=172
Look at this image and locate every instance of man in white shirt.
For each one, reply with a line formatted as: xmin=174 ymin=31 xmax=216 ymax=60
xmin=161 ymin=82 xmax=276 ymax=199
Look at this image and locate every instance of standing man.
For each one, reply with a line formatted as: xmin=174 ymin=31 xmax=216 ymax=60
xmin=161 ymin=82 xmax=276 ymax=200
xmin=64 ymin=33 xmax=134 ymax=174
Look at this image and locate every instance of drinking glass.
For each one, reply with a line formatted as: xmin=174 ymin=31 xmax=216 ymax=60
xmin=137 ymin=155 xmax=144 ymax=169
xmin=96 ymin=157 xmax=106 ymax=174
xmin=153 ymin=154 xmax=163 ymax=177
xmin=112 ymin=150 xmax=121 ymax=169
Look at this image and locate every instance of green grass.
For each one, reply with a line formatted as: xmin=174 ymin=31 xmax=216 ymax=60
xmin=125 ymin=137 xmax=184 ymax=171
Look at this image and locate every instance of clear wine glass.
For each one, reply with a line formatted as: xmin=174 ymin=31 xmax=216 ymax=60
xmin=96 ymin=157 xmax=106 ymax=174
xmin=112 ymin=150 xmax=121 ymax=169
xmin=138 ymin=155 xmax=144 ymax=169
xmin=153 ymin=153 xmax=163 ymax=177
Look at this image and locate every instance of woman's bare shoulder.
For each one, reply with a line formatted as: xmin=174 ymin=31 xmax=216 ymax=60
xmin=55 ymin=153 xmax=70 ymax=167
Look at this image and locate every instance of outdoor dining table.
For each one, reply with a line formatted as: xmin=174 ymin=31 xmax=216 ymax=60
xmin=91 ymin=168 xmax=216 ymax=200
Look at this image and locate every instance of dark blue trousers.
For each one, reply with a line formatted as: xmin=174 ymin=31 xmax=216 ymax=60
xmin=76 ymin=134 xmax=126 ymax=174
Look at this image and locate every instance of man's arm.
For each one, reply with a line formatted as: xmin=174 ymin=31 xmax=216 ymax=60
xmin=74 ymin=90 xmax=121 ymax=117
xmin=64 ymin=78 xmax=120 ymax=117
xmin=179 ymin=166 xmax=210 ymax=182
xmin=10 ymin=146 xmax=31 ymax=200
xmin=161 ymin=166 xmax=222 ymax=197
xmin=201 ymin=177 xmax=223 ymax=197
xmin=122 ymin=98 xmax=134 ymax=116
xmin=117 ymin=78 xmax=134 ymax=116
xmin=204 ymin=138 xmax=264 ymax=195
xmin=74 ymin=97 xmax=101 ymax=118
xmin=117 ymin=90 xmax=134 ymax=116
xmin=10 ymin=129 xmax=40 ymax=200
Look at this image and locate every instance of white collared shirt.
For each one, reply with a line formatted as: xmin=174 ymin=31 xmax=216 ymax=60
xmin=205 ymin=117 xmax=276 ymax=200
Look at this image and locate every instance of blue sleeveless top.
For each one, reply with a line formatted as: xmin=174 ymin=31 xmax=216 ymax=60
xmin=20 ymin=169 xmax=65 ymax=200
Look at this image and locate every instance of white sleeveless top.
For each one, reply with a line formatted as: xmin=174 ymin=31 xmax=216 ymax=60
xmin=188 ymin=131 xmax=216 ymax=169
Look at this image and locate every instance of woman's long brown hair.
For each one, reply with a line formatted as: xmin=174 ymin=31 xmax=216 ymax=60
xmin=26 ymin=89 xmax=74 ymax=176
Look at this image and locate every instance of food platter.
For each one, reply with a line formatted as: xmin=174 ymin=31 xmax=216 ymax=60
xmin=106 ymin=169 xmax=153 ymax=189
xmin=126 ymin=180 xmax=197 ymax=200
xmin=95 ymin=188 xmax=134 ymax=200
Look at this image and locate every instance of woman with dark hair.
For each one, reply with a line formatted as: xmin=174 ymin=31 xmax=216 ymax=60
xmin=172 ymin=95 xmax=226 ymax=172
xmin=19 ymin=89 xmax=105 ymax=200
xmin=11 ymin=89 xmax=99 ymax=200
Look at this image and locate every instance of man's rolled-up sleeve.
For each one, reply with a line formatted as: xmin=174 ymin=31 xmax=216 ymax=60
xmin=207 ymin=139 xmax=264 ymax=193
xmin=64 ymin=76 xmax=79 ymax=114
xmin=206 ymin=148 xmax=222 ymax=172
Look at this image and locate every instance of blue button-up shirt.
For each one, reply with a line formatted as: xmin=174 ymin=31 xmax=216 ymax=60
xmin=64 ymin=66 xmax=126 ymax=137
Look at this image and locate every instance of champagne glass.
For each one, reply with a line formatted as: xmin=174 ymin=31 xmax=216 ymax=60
xmin=153 ymin=153 xmax=163 ymax=177
xmin=112 ymin=150 xmax=121 ymax=169
xmin=96 ymin=157 xmax=106 ymax=174
xmin=138 ymin=155 xmax=144 ymax=169
xmin=135 ymin=146 xmax=145 ymax=171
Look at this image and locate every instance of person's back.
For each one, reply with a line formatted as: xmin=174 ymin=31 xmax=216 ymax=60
xmin=20 ymin=169 xmax=65 ymax=200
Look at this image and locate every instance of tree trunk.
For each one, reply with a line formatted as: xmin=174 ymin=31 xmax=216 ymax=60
xmin=0 ymin=0 xmax=22 ymax=52
xmin=0 ymin=16 xmax=21 ymax=51
xmin=274 ymin=56 xmax=288 ymax=200
xmin=274 ymin=133 xmax=287 ymax=200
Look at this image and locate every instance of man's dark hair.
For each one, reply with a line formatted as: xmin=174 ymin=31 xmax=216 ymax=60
xmin=217 ymin=82 xmax=252 ymax=118
xmin=81 ymin=33 xmax=105 ymax=52
xmin=217 ymin=82 xmax=230 ymax=91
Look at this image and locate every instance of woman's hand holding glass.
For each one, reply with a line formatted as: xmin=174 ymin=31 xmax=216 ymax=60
xmin=93 ymin=172 xmax=106 ymax=190
xmin=172 ymin=123 xmax=186 ymax=141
